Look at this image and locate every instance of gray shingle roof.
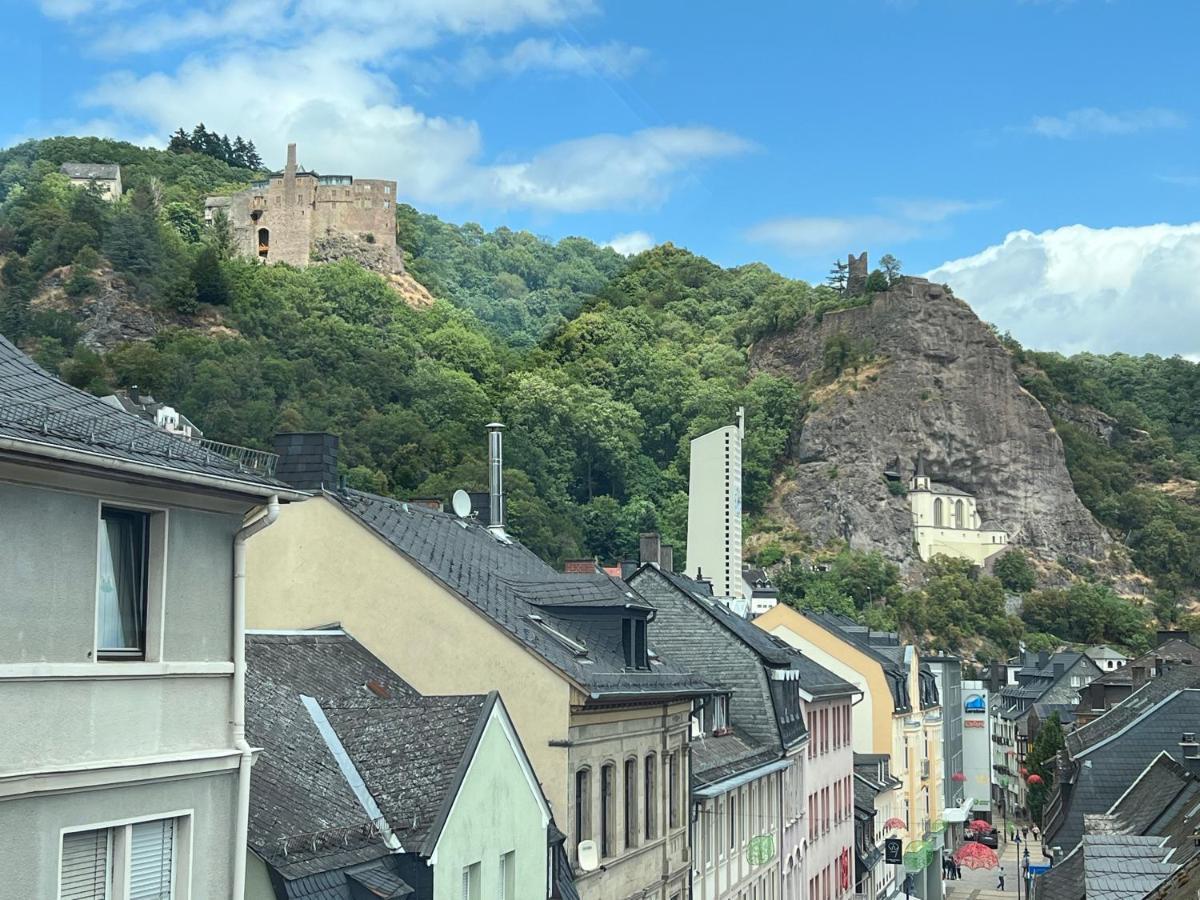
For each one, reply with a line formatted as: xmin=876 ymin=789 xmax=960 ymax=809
xmin=1088 ymin=641 xmax=1200 ymax=688
xmin=59 ymin=162 xmax=120 ymax=179
xmin=1082 ymin=835 xmax=1177 ymax=900
xmin=802 ymin=611 xmax=920 ymax=712
xmin=245 ymin=631 xmax=491 ymax=878
xmin=332 ymin=490 xmax=711 ymax=699
xmin=0 ymin=333 xmax=282 ymax=493
xmin=1067 ymin=667 xmax=1200 ymax=756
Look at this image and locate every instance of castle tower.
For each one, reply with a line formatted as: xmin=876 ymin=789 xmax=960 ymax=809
xmin=847 ymin=251 xmax=869 ymax=296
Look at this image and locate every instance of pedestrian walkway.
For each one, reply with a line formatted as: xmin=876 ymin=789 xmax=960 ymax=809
xmin=946 ymin=837 xmax=1030 ymax=900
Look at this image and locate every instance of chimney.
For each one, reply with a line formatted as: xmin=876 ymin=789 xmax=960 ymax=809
xmin=1053 ymin=662 xmax=1065 ymax=679
xmin=487 ymin=422 xmax=505 ymax=534
xmin=286 ymin=142 xmax=297 ymax=176
xmin=660 ymin=544 xmax=674 ymax=574
xmin=273 ymin=432 xmax=339 ymax=492
xmin=640 ymin=532 xmax=662 ymax=567
xmin=565 ymin=559 xmax=598 ymax=575
xmin=1154 ymin=657 xmax=1165 ymax=677
xmin=1038 ymin=651 xmax=1050 ymax=669
xmin=1131 ymin=665 xmax=1148 ymax=689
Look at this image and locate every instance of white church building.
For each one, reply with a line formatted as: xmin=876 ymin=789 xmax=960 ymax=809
xmin=907 ymin=457 xmax=1009 ymax=564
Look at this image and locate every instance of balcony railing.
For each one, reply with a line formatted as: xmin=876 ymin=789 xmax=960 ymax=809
xmin=186 ymin=437 xmax=279 ymax=478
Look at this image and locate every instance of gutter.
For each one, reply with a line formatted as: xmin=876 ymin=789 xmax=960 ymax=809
xmin=0 ymin=436 xmax=306 ymax=500
xmin=231 ymin=495 xmax=279 ymax=900
xmin=693 ymin=758 xmax=792 ymax=800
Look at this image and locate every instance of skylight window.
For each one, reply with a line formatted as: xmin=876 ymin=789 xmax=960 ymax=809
xmin=527 ymin=615 xmax=589 ymax=658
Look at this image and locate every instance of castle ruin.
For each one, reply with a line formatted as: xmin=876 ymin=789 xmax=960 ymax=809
xmin=846 ymin=251 xmax=868 ymax=296
xmin=205 ymin=144 xmax=402 ymax=272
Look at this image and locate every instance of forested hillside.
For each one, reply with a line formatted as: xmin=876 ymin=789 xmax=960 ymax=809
xmin=2 ymin=135 xmax=1199 ymax=659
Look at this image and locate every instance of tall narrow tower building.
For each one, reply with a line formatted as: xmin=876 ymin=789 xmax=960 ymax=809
xmin=685 ymin=409 xmax=744 ymax=599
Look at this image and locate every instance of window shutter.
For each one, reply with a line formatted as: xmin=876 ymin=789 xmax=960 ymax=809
xmin=60 ymin=830 xmax=109 ymax=900
xmin=461 ymin=866 xmax=470 ymax=900
xmin=129 ymin=819 xmax=174 ymax=899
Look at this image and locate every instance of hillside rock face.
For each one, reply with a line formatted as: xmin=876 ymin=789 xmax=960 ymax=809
xmin=751 ymin=278 xmax=1110 ymax=565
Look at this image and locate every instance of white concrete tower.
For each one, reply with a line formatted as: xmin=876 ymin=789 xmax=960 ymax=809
xmin=685 ymin=410 xmax=744 ymax=600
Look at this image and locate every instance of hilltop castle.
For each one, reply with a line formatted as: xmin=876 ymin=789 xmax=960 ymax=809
xmin=205 ymin=143 xmax=401 ymax=271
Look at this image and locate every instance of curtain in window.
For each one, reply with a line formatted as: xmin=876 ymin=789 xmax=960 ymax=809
xmin=97 ymin=511 xmax=146 ymax=653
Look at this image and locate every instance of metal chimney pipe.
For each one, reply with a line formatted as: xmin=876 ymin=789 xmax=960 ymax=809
xmin=487 ymin=422 xmax=505 ymax=532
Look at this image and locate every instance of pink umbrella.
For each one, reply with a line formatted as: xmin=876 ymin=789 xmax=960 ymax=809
xmin=951 ymin=772 xmax=967 ymax=783
xmin=954 ymin=841 xmax=999 ymax=870
xmin=884 ymin=817 xmax=907 ymax=831
xmin=1028 ymin=773 xmax=1044 ymax=785
xmin=968 ymin=819 xmax=993 ymax=833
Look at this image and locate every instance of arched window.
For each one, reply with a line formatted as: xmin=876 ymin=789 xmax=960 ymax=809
xmin=934 ymin=498 xmax=944 ymax=527
xmin=257 ymin=227 xmax=270 ymax=258
xmin=954 ymin=499 xmax=964 ymax=529
xmin=624 ymin=757 xmax=638 ymax=850
xmin=600 ymin=763 xmax=615 ymax=858
xmin=644 ymin=754 xmax=657 ymax=840
xmin=574 ymin=768 xmax=591 ymax=851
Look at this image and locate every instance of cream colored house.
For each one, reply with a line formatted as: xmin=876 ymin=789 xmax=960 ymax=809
xmin=59 ymin=162 xmax=122 ymax=200
xmin=245 ymin=464 xmax=708 ymax=900
xmin=907 ymin=458 xmax=1008 ymax=564
xmin=754 ymin=606 xmax=944 ymax=900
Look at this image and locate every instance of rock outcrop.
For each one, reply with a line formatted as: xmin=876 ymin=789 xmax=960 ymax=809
xmin=751 ymin=278 xmax=1110 ymax=565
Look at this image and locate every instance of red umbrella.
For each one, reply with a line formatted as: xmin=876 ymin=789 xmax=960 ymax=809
xmin=951 ymin=772 xmax=967 ymax=783
xmin=1027 ymin=773 xmax=1044 ymax=785
xmin=884 ymin=817 xmax=907 ymax=831
xmin=1019 ymin=767 xmax=1028 ymax=777
xmin=954 ymin=841 xmax=999 ymax=870
xmin=968 ymin=819 xmax=993 ymax=833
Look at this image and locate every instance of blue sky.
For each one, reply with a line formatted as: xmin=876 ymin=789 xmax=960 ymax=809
xmin=4 ymin=0 xmax=1200 ymax=355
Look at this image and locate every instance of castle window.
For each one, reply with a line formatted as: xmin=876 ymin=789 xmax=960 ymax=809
xmin=257 ymin=228 xmax=269 ymax=259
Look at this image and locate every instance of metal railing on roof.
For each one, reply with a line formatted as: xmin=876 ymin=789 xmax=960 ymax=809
xmin=0 ymin=400 xmax=277 ymax=478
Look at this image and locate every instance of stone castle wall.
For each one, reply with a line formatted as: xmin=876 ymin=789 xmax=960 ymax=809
xmin=206 ymin=144 xmax=401 ymax=272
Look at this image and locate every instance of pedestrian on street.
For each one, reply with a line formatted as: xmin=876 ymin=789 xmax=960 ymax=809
xmin=1032 ymin=825 xmax=1040 ymax=841
xmin=997 ymin=866 xmax=1006 ymax=890
xmin=1022 ymin=826 xmax=1029 ymax=840
xmin=954 ymin=861 xmax=962 ymax=880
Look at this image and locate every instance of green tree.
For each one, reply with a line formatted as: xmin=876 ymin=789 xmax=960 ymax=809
xmin=1026 ymin=714 xmax=1064 ymax=824
xmin=192 ymin=245 xmax=231 ymax=307
xmin=993 ymin=549 xmax=1037 ymax=593
xmin=879 ymin=254 xmax=902 ymax=288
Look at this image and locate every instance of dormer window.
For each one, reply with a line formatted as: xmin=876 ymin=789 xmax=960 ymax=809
xmin=622 ymin=617 xmax=648 ymax=669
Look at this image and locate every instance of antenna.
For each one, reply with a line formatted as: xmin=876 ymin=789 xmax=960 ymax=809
xmin=451 ymin=489 xmax=472 ymax=519
xmin=576 ymin=840 xmax=600 ymax=872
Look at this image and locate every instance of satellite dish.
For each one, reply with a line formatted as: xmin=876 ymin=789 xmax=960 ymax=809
xmin=576 ymin=840 xmax=599 ymax=873
xmin=451 ymin=489 xmax=472 ymax=519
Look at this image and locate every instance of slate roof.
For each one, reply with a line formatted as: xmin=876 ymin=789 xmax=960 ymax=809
xmin=1032 ymin=843 xmax=1085 ymax=900
xmin=59 ymin=162 xmax=120 ymax=179
xmin=0 ymin=333 xmax=283 ymax=494
xmin=1082 ymin=835 xmax=1177 ymax=900
xmin=1087 ymin=641 xmax=1200 ymax=688
xmin=1067 ymin=666 xmax=1200 ymax=756
xmin=691 ymin=729 xmax=783 ymax=791
xmin=245 ymin=631 xmax=498 ymax=881
xmin=332 ymin=490 xmax=711 ymax=700
xmin=1000 ymin=651 xmax=1095 ymax=721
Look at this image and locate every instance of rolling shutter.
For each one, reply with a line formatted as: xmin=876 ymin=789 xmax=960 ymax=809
xmin=60 ymin=829 xmax=109 ymax=900
xmin=129 ymin=819 xmax=174 ymax=899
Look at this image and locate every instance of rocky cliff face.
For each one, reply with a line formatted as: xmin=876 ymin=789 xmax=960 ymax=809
xmin=751 ymin=278 xmax=1110 ymax=565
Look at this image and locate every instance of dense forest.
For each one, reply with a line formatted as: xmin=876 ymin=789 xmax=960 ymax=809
xmin=2 ymin=135 xmax=1198 ymax=659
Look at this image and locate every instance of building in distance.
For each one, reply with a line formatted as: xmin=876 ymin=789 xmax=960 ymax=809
xmin=59 ymin=162 xmax=122 ymax=200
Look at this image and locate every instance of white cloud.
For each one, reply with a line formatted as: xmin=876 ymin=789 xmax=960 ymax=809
xmin=1026 ymin=107 xmax=1186 ymax=139
xmin=606 ymin=231 xmax=655 ymax=255
xmin=925 ymin=222 xmax=1200 ymax=356
xmin=454 ymin=37 xmax=648 ymax=82
xmin=82 ymin=48 xmax=746 ymax=212
xmin=746 ymin=197 xmax=986 ymax=257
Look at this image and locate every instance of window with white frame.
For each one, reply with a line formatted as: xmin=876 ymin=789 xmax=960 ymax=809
xmin=499 ymin=851 xmax=515 ymax=900
xmin=461 ymin=861 xmax=481 ymax=900
xmin=60 ymin=816 xmax=183 ymax=899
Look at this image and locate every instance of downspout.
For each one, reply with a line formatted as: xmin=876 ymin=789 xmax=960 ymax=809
xmin=231 ymin=495 xmax=279 ymax=900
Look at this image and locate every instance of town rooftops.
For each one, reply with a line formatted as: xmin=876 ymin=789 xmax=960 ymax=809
xmin=1067 ymin=665 xmax=1200 ymax=756
xmin=1082 ymin=835 xmax=1178 ymax=900
xmin=0 ymin=334 xmax=290 ymax=497
xmin=59 ymin=162 xmax=120 ymax=179
xmin=1086 ymin=640 xmax=1199 ymax=689
xmin=245 ymin=630 xmax=546 ymax=891
xmin=1000 ymin=650 xmax=1093 ymax=720
xmin=331 ymin=489 xmax=712 ymax=700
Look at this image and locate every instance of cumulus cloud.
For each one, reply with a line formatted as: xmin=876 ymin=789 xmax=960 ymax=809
xmin=83 ymin=47 xmax=746 ymax=212
xmin=1026 ymin=107 xmax=1186 ymax=139
xmin=746 ymin=198 xmax=988 ymax=257
xmin=925 ymin=222 xmax=1200 ymax=356
xmin=454 ymin=37 xmax=648 ymax=82
xmin=606 ymin=231 xmax=656 ymax=255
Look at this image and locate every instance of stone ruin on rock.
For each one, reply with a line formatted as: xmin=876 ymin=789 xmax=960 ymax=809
xmin=205 ymin=143 xmax=403 ymax=273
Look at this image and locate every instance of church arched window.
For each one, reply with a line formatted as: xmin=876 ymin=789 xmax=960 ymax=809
xmin=954 ymin=499 xmax=964 ymax=529
xmin=934 ymin=498 xmax=944 ymax=527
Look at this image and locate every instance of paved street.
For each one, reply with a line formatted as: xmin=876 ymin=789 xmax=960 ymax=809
xmin=946 ymin=837 xmax=1036 ymax=900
